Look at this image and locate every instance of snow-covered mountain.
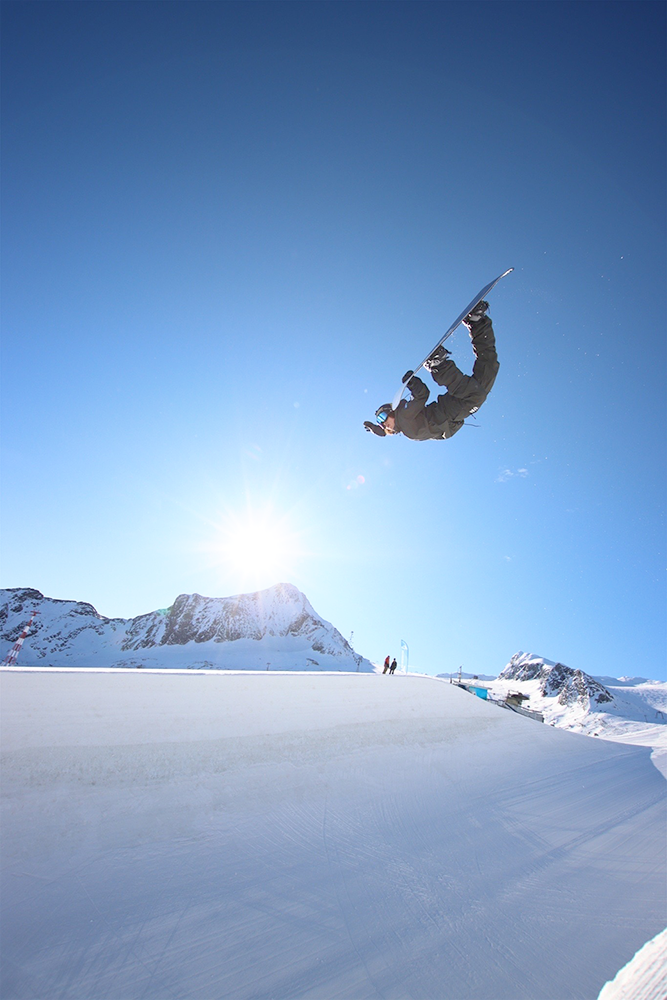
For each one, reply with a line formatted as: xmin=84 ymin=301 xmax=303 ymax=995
xmin=487 ymin=651 xmax=667 ymax=771
xmin=498 ymin=650 xmax=616 ymax=709
xmin=0 ymin=584 xmax=373 ymax=672
xmin=436 ymin=671 xmax=497 ymax=682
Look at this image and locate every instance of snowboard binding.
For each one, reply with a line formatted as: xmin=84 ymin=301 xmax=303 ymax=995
xmin=424 ymin=346 xmax=452 ymax=373
xmin=464 ymin=300 xmax=490 ymax=327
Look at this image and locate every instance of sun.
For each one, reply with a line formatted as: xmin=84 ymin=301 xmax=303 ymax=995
xmin=215 ymin=508 xmax=301 ymax=587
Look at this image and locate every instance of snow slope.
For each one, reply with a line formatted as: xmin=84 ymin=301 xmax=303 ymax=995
xmin=0 ymin=583 xmax=373 ymax=671
xmin=488 ymin=651 xmax=667 ymax=775
xmin=2 ymin=668 xmax=665 ymax=1000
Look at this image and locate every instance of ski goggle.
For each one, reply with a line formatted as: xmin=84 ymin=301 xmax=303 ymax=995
xmin=375 ymin=405 xmax=392 ymax=423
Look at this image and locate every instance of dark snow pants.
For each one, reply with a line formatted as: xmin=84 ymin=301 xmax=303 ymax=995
xmin=428 ymin=317 xmax=499 ymax=428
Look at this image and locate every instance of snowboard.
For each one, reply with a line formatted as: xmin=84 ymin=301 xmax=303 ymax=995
xmin=390 ymin=268 xmax=514 ymax=411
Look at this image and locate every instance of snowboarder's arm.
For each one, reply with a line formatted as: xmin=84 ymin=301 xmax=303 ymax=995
xmin=403 ymin=373 xmax=430 ymax=405
xmin=364 ymin=420 xmax=386 ymax=437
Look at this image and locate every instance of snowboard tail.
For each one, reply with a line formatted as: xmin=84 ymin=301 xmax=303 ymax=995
xmin=391 ymin=268 xmax=514 ymax=410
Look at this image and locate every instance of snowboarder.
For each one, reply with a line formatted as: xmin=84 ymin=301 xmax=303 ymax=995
xmin=364 ymin=302 xmax=499 ymax=441
xmin=390 ymin=658 xmax=397 ymax=674
xmin=383 ymin=655 xmax=391 ymax=674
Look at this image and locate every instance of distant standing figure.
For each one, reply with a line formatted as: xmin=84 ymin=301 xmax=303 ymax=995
xmin=390 ymin=658 xmax=397 ymax=674
xmin=383 ymin=655 xmax=391 ymax=674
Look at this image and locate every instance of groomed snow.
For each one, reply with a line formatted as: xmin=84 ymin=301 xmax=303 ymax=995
xmin=2 ymin=668 xmax=665 ymax=1000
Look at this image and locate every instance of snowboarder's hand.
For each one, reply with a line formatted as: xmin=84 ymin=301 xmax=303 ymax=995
xmin=402 ymin=370 xmax=414 ymax=384
xmin=364 ymin=420 xmax=386 ymax=437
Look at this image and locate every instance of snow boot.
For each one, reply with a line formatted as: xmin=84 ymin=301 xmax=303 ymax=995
xmin=424 ymin=344 xmax=452 ymax=373
xmin=463 ymin=300 xmax=490 ymax=329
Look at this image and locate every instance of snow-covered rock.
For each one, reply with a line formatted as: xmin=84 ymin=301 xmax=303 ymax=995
xmin=0 ymin=584 xmax=373 ymax=672
xmin=498 ymin=650 xmax=556 ymax=683
xmin=500 ymin=650 xmax=614 ymax=709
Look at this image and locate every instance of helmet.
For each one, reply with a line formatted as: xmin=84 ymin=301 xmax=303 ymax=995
xmin=375 ymin=404 xmax=393 ymax=424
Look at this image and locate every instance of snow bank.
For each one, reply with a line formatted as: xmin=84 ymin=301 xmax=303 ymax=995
xmin=597 ymin=927 xmax=667 ymax=1000
xmin=2 ymin=669 xmax=665 ymax=1000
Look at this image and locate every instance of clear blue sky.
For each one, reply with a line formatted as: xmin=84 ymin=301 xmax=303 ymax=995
xmin=2 ymin=1 xmax=665 ymax=679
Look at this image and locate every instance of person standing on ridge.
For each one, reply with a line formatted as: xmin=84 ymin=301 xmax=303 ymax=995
xmin=383 ymin=655 xmax=391 ymax=674
xmin=390 ymin=658 xmax=397 ymax=674
xmin=364 ymin=301 xmax=499 ymax=441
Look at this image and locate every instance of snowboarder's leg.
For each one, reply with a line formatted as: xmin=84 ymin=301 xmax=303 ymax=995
xmin=427 ymin=357 xmax=487 ymax=418
xmin=421 ymin=309 xmax=499 ymax=431
xmin=468 ymin=316 xmax=499 ymax=395
xmin=428 ymin=356 xmax=480 ymax=397
xmin=427 ymin=386 xmax=485 ymax=429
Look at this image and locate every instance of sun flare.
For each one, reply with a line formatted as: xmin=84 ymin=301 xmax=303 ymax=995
xmin=215 ymin=508 xmax=301 ymax=587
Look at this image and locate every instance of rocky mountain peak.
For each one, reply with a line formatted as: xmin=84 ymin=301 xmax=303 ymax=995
xmin=500 ymin=651 xmax=614 ymax=711
xmin=0 ymin=584 xmax=372 ymax=672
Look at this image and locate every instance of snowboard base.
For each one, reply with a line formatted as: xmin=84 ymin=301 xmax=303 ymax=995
xmin=391 ymin=268 xmax=514 ymax=410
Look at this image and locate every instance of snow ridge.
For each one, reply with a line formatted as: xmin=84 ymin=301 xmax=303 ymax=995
xmin=0 ymin=584 xmax=373 ymax=671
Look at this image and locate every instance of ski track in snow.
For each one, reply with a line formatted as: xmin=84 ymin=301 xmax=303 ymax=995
xmin=1 ymin=670 xmax=665 ymax=1000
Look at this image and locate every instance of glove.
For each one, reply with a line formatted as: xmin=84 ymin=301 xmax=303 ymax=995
xmin=364 ymin=420 xmax=386 ymax=437
xmin=402 ymin=370 xmax=414 ymax=384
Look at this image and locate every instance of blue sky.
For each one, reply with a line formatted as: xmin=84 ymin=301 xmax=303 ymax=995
xmin=2 ymin=1 xmax=665 ymax=679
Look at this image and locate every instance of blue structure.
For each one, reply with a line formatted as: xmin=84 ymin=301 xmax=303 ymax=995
xmin=454 ymin=682 xmax=488 ymax=701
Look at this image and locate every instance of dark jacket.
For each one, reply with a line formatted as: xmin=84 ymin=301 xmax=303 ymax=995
xmin=394 ymin=375 xmax=465 ymax=441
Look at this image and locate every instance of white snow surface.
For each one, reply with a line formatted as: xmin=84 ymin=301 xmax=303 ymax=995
xmin=2 ymin=668 xmax=665 ymax=1000
xmin=597 ymin=927 xmax=667 ymax=1000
